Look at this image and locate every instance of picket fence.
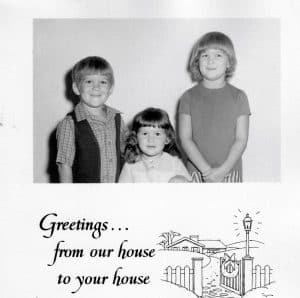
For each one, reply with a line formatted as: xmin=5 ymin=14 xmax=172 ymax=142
xmin=164 ymin=265 xmax=194 ymax=291
xmin=252 ymin=264 xmax=272 ymax=289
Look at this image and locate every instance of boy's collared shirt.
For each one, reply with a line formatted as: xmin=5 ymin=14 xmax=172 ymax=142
xmin=56 ymin=102 xmax=126 ymax=183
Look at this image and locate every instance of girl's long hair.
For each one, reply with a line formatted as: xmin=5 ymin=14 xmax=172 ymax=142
xmin=124 ymin=107 xmax=181 ymax=163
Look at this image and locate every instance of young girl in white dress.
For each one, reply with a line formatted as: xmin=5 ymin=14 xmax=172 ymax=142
xmin=118 ymin=107 xmax=191 ymax=183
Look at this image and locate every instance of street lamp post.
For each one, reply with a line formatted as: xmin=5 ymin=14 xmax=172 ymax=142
xmin=242 ymin=213 xmax=254 ymax=295
xmin=243 ymin=213 xmax=253 ymax=257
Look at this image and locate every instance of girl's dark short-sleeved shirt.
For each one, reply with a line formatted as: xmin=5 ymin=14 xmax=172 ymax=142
xmin=179 ymin=83 xmax=251 ymax=173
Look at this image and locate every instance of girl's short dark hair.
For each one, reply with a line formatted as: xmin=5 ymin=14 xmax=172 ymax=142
xmin=124 ymin=107 xmax=181 ymax=163
xmin=72 ymin=56 xmax=114 ymax=87
xmin=189 ymin=31 xmax=237 ymax=81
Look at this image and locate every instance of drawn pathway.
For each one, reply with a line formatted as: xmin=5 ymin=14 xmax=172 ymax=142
xmin=202 ymin=277 xmax=240 ymax=298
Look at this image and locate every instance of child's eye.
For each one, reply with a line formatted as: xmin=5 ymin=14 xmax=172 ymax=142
xmin=155 ymin=132 xmax=161 ymax=136
xmin=101 ymin=80 xmax=108 ymax=84
xmin=85 ymin=80 xmax=92 ymax=84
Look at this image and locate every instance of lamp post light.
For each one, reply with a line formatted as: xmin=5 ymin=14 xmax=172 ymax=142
xmin=243 ymin=213 xmax=253 ymax=257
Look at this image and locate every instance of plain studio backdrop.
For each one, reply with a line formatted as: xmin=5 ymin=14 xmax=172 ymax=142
xmin=33 ymin=18 xmax=280 ymax=182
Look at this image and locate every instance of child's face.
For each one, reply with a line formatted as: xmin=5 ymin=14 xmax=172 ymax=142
xmin=199 ymin=48 xmax=229 ymax=84
xmin=137 ymin=126 xmax=169 ymax=158
xmin=72 ymin=73 xmax=113 ymax=109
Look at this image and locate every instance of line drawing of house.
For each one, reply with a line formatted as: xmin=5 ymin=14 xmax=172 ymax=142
xmin=160 ymin=211 xmax=275 ymax=298
xmin=166 ymin=236 xmax=204 ymax=253
xmin=165 ymin=235 xmax=227 ymax=255
xmin=199 ymin=240 xmax=227 ymax=254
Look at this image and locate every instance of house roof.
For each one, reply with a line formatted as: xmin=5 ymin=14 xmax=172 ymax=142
xmin=167 ymin=237 xmax=205 ymax=248
xmin=198 ymin=240 xmax=226 ymax=249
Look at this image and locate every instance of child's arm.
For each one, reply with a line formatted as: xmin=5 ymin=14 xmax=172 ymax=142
xmin=57 ymin=163 xmax=73 ymax=183
xmin=205 ymin=114 xmax=249 ymax=182
xmin=178 ymin=113 xmax=212 ymax=175
xmin=56 ymin=117 xmax=75 ymax=183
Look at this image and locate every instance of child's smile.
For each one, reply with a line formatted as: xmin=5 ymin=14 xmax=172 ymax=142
xmin=199 ymin=48 xmax=229 ymax=87
xmin=73 ymin=74 xmax=113 ymax=109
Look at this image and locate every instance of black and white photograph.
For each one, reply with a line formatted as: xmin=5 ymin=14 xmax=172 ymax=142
xmin=33 ymin=18 xmax=280 ymax=183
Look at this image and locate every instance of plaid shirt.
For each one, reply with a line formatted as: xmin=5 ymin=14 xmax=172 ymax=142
xmin=56 ymin=102 xmax=127 ymax=183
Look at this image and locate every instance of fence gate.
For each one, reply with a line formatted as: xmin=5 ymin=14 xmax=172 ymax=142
xmin=220 ymin=255 xmax=242 ymax=295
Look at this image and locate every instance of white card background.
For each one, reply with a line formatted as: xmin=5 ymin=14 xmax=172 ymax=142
xmin=1 ymin=1 xmax=300 ymax=298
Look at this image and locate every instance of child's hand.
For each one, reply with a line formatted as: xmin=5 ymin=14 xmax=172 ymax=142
xmin=204 ymin=167 xmax=228 ymax=183
xmin=202 ymin=167 xmax=212 ymax=177
xmin=168 ymin=175 xmax=190 ymax=183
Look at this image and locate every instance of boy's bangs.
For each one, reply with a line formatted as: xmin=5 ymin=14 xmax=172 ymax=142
xmin=79 ymin=68 xmax=111 ymax=79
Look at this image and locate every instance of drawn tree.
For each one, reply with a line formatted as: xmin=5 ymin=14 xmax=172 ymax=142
xmin=158 ymin=240 xmax=168 ymax=249
xmin=169 ymin=231 xmax=181 ymax=244
xmin=159 ymin=231 xmax=181 ymax=248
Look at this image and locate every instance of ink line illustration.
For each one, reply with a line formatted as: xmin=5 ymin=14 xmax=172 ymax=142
xmin=158 ymin=211 xmax=274 ymax=298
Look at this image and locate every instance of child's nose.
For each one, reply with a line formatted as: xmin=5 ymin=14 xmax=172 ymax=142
xmin=147 ymin=134 xmax=155 ymax=142
xmin=207 ymin=56 xmax=214 ymax=64
xmin=93 ymin=81 xmax=101 ymax=89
